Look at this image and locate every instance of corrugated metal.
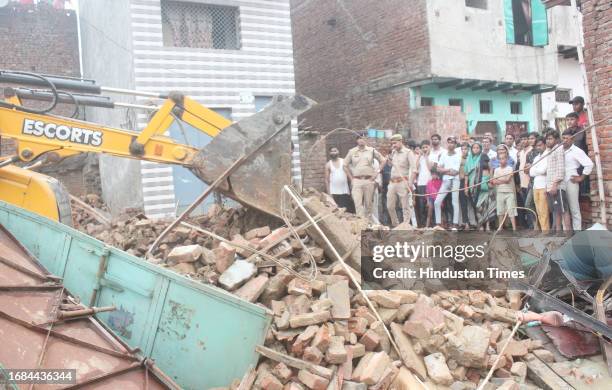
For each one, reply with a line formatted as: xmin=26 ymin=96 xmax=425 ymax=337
xmin=0 ymin=200 xmax=272 ymax=389
xmin=0 ymin=225 xmax=178 ymax=389
xmin=128 ymin=0 xmax=299 ymax=218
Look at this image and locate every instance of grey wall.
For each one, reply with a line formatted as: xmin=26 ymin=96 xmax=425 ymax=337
xmin=426 ymin=0 xmax=558 ymax=86
xmin=78 ymin=0 xmax=143 ymax=216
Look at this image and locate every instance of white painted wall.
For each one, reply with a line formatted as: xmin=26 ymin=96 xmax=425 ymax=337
xmin=550 ymin=5 xmax=581 ymax=47
xmin=81 ymin=0 xmax=298 ymax=218
xmin=541 ymin=56 xmax=585 ymax=122
xmin=425 ymin=0 xmax=558 ymax=86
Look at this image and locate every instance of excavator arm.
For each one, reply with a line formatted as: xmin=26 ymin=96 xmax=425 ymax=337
xmin=0 ymin=92 xmax=229 ymax=166
xmin=0 ymin=70 xmax=315 ymax=221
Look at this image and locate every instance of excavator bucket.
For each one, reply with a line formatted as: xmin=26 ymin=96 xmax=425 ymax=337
xmin=190 ymin=95 xmax=315 ymax=218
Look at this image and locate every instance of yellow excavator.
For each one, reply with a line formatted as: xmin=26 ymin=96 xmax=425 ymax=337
xmin=0 ymin=70 xmax=314 ymax=224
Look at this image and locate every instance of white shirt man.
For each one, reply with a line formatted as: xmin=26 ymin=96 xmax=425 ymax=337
xmin=530 ymin=146 xmax=550 ymax=231
xmin=563 ymin=141 xmax=594 ymax=230
xmin=325 ymin=147 xmax=354 ymax=213
xmin=434 ymin=137 xmax=462 ymax=227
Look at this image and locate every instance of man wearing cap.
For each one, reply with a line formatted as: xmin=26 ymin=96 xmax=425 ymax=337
xmin=386 ymin=134 xmax=415 ymax=227
xmin=569 ymin=96 xmax=588 ymax=128
xmin=343 ymin=134 xmax=386 ymax=220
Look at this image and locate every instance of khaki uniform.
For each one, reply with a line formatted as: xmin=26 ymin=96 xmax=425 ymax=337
xmin=387 ymin=147 xmax=414 ymax=226
xmin=344 ymin=146 xmax=383 ymax=219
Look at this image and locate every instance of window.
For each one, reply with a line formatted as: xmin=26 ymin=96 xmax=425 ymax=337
xmin=479 ymin=100 xmax=492 ymax=114
xmin=510 ymin=101 xmax=522 ymax=114
xmin=255 ymin=96 xmax=273 ymax=112
xmin=449 ymin=98 xmax=464 ymax=111
xmin=465 ymin=0 xmax=488 ymax=9
xmin=503 ymin=0 xmax=548 ymax=47
xmin=421 ymin=97 xmax=434 ymax=107
xmin=555 ymin=88 xmax=572 ymax=103
xmin=161 ymin=1 xmax=240 ymax=49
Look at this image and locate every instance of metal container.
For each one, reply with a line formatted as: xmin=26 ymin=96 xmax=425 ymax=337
xmin=0 ymin=224 xmax=179 ymax=389
xmin=0 ymin=201 xmax=271 ymax=389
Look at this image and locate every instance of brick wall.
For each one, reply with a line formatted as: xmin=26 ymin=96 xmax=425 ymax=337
xmin=291 ymin=0 xmax=431 ymax=189
xmin=299 ymin=129 xmax=397 ymax=191
xmin=407 ymin=106 xmax=468 ymax=142
xmin=290 ymin=0 xmax=430 ymax=132
xmin=0 ymin=3 xmax=101 ymax=196
xmin=582 ymin=0 xmax=611 ymax=227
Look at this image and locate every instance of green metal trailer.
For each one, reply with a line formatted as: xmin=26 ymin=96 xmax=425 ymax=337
xmin=0 ymin=200 xmax=271 ymax=389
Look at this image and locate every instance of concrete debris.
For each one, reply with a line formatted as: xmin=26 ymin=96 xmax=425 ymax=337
xmin=219 ymin=260 xmax=257 ymax=290
xmin=167 ymin=244 xmax=203 ymax=263
xmin=424 ymin=352 xmax=454 ymax=385
xmin=72 ymin=192 xmax=556 ymax=389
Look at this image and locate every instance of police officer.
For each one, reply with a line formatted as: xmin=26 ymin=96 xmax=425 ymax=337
xmin=343 ymin=134 xmax=385 ymax=221
xmin=386 ymin=134 xmax=415 ymax=227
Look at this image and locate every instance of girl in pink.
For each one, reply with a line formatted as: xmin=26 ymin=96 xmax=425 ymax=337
xmin=425 ymin=172 xmax=442 ymax=227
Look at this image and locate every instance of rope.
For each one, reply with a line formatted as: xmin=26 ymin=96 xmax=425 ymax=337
xmin=476 ymin=317 xmax=521 ymax=390
xmin=326 ymin=117 xmax=609 ymax=199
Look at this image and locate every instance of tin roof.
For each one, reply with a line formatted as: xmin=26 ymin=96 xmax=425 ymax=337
xmin=0 ymin=225 xmax=179 ymax=389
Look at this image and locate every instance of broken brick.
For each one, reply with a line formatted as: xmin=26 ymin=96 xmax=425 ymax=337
xmin=245 ymin=226 xmax=271 ymax=240
xmin=303 ymin=346 xmax=323 ymax=365
xmin=310 ymin=324 xmax=332 ymax=352
xmin=325 ymin=336 xmax=347 ymax=364
xmin=289 ymin=311 xmax=331 ymax=328
xmin=352 ymin=351 xmax=391 ymax=385
xmin=213 ymin=242 xmax=236 ymax=273
xmin=359 ymin=329 xmax=380 ymax=351
xmin=167 ymin=244 xmax=202 ymax=263
xmin=297 ymin=369 xmax=329 ymax=390
xmin=326 ymin=280 xmax=351 ymax=319
xmin=424 ymin=352 xmax=454 ymax=385
xmin=273 ymin=363 xmax=293 ymax=384
xmin=288 ymin=278 xmax=313 ymax=297
xmin=368 ymin=291 xmax=401 ymax=309
xmin=235 ymin=274 xmax=269 ymax=302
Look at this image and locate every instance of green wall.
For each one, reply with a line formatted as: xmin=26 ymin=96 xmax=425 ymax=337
xmin=410 ymin=84 xmax=535 ymax=139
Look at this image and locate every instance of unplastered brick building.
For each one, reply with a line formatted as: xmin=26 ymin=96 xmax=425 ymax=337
xmin=579 ymin=0 xmax=611 ymax=226
xmin=0 ymin=1 xmax=101 ymax=196
xmin=291 ymin=0 xmax=580 ymax=189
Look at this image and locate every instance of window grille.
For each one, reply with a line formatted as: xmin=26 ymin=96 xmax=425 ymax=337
xmin=161 ymin=1 xmax=240 ymax=50
xmin=421 ymin=97 xmax=434 ymax=107
xmin=480 ymin=100 xmax=492 ymax=114
xmin=465 ymin=0 xmax=488 ymax=10
xmin=555 ymin=88 xmax=572 ymax=103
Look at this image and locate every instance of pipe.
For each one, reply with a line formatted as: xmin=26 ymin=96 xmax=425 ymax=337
xmin=101 ymin=86 xmax=167 ymax=99
xmin=0 ymin=70 xmax=100 ymax=94
xmin=58 ymin=305 xmax=116 ymax=319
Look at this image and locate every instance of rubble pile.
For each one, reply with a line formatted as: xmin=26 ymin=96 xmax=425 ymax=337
xmin=72 ymin=193 xmax=557 ymax=389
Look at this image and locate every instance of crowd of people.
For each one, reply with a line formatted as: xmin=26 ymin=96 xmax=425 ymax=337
xmin=324 ymin=97 xmax=594 ymax=233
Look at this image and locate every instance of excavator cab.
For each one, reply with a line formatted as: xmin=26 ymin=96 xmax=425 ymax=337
xmin=0 ymin=70 xmax=315 ymax=221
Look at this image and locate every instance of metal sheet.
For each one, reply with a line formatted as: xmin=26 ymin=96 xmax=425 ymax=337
xmin=0 ymin=225 xmax=176 ymax=389
xmin=191 ymin=94 xmax=315 ymax=218
xmin=0 ymin=200 xmax=272 ymax=389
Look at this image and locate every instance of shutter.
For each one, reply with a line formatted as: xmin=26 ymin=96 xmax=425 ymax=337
xmin=504 ymin=0 xmax=515 ymax=44
xmin=531 ymin=0 xmax=549 ymax=46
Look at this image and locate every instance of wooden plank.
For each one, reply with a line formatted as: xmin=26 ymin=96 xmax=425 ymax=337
xmin=526 ymin=354 xmax=574 ymax=390
xmin=256 ymin=345 xmax=333 ymax=379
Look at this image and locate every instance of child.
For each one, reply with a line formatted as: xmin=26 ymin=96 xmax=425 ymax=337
xmin=425 ymin=172 xmax=442 ymax=228
xmin=491 ymin=154 xmax=517 ymax=230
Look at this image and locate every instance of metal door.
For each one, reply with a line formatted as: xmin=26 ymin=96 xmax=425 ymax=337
xmin=170 ymin=109 xmax=231 ymax=215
